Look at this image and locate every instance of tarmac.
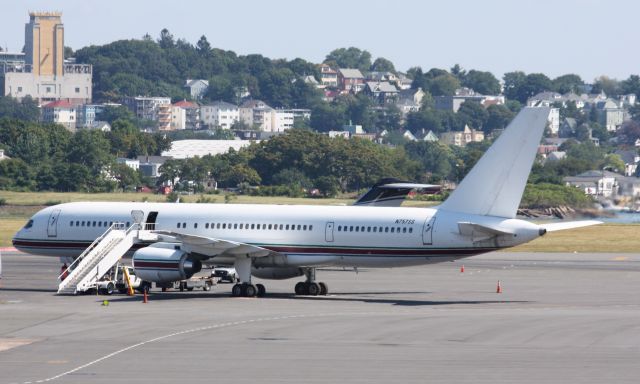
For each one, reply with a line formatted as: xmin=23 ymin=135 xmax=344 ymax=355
xmin=1 ymin=251 xmax=639 ymax=384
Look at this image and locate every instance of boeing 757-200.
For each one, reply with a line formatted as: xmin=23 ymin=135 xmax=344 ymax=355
xmin=12 ymin=107 xmax=599 ymax=297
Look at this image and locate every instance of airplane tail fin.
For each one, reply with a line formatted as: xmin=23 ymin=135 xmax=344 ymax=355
xmin=439 ymin=107 xmax=550 ymax=218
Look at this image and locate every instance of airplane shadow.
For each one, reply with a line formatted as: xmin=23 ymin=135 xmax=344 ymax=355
xmin=0 ymin=287 xmax=57 ymax=293
xmin=104 ymin=291 xmax=531 ymax=307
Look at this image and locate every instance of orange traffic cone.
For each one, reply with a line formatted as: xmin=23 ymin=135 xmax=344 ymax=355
xmin=460 ymin=265 xmax=465 ymax=273
xmin=496 ymin=280 xmax=502 ymax=294
xmin=143 ymin=290 xmax=148 ymax=303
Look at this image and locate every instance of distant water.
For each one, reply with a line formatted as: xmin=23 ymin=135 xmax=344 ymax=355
xmin=598 ymin=212 xmax=640 ymax=224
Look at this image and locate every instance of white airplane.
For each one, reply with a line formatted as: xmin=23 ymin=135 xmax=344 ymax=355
xmin=12 ymin=107 xmax=599 ymax=297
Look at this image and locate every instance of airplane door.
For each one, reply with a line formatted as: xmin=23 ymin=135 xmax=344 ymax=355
xmin=131 ymin=210 xmax=144 ymax=227
xmin=47 ymin=209 xmax=61 ymax=237
xmin=325 ymin=222 xmax=334 ymax=242
xmin=422 ymin=216 xmax=436 ymax=245
xmin=146 ymin=211 xmax=159 ymax=230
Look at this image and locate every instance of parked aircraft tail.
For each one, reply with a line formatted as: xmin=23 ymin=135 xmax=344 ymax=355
xmin=439 ymin=106 xmax=550 ymax=218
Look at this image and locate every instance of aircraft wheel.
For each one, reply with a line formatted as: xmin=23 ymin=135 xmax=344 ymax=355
xmin=105 ymin=282 xmax=115 ymax=295
xmin=232 ymin=283 xmax=243 ymax=297
xmin=244 ymin=284 xmax=257 ymax=297
xmin=307 ymin=282 xmax=320 ymax=296
xmin=294 ymin=282 xmax=307 ymax=295
xmin=256 ymin=284 xmax=266 ymax=297
xmin=319 ymin=282 xmax=328 ymax=296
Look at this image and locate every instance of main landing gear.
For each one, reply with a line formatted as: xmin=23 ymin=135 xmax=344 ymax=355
xmin=231 ymin=256 xmax=266 ymax=297
xmin=294 ymin=268 xmax=328 ymax=296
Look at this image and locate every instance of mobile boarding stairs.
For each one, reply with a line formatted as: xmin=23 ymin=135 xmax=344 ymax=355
xmin=57 ymin=223 xmax=158 ymax=295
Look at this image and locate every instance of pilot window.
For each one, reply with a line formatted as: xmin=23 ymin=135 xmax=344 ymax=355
xmin=24 ymin=220 xmax=34 ymax=229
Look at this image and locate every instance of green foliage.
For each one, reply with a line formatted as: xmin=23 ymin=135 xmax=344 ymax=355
xmin=370 ymin=57 xmax=395 ymax=73
xmin=485 ymin=104 xmax=515 ymax=132
xmin=503 ymin=71 xmax=552 ymax=103
xmin=325 ymin=47 xmax=372 ymax=73
xmin=0 ymin=96 xmax=40 ymax=121
xmin=462 ymin=70 xmax=501 ymax=95
xmin=552 ymin=74 xmax=584 ymax=94
xmin=457 ymin=101 xmax=488 ymax=131
xmin=521 ymin=183 xmax=593 ymax=208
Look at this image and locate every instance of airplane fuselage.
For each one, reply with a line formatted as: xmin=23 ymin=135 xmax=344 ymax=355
xmin=13 ymin=201 xmax=542 ymax=268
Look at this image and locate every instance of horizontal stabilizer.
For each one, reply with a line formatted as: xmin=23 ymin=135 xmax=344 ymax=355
xmin=458 ymin=222 xmax=514 ymax=237
xmin=538 ymin=220 xmax=602 ymax=232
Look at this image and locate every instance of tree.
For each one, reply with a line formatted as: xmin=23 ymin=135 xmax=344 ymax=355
xmin=503 ymin=71 xmax=527 ymax=101
xmin=325 ymin=47 xmax=372 ymax=73
xmin=0 ymin=96 xmax=40 ymax=121
xmin=370 ymin=57 xmax=396 ymax=73
xmin=110 ymin=163 xmax=140 ymax=192
xmin=621 ymin=75 xmax=640 ymax=97
xmin=457 ymin=101 xmax=488 ymax=131
xmin=428 ymin=74 xmax=460 ymax=96
xmin=592 ymin=76 xmax=620 ymax=97
xmin=310 ymin=102 xmax=347 ymax=132
xmin=462 ymin=70 xmax=500 ymax=95
xmin=196 ymin=35 xmax=211 ymax=55
xmin=485 ymin=104 xmax=515 ymax=132
xmin=552 ymin=74 xmax=584 ymax=94
xmin=158 ymin=28 xmax=175 ymax=49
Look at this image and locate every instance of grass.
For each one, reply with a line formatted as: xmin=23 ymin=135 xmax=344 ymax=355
xmin=1 ymin=191 xmax=635 ymax=252
xmin=508 ymin=223 xmax=640 ymax=253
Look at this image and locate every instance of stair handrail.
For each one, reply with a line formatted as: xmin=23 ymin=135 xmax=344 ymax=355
xmin=57 ymin=222 xmax=127 ymax=281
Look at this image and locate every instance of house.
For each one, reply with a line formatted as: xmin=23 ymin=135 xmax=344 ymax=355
xmin=546 ymin=151 xmax=566 ymax=162
xmin=0 ymin=148 xmax=9 ymax=161
xmin=395 ymin=73 xmax=413 ymax=90
xmin=403 ymin=130 xmax=417 ymax=141
xmin=563 ymin=170 xmax=619 ymax=197
xmin=184 ymin=79 xmax=209 ymax=100
xmin=614 ymin=150 xmax=640 ymax=176
xmin=41 ymin=100 xmax=77 ymax=130
xmin=272 ymin=109 xmax=295 ymax=132
xmin=122 ymin=96 xmax=172 ymax=130
xmin=137 ymin=155 xmax=171 ymax=179
xmin=434 ymin=87 xmax=504 ymax=112
xmin=171 ymin=100 xmax=200 ymax=130
xmin=239 ymin=99 xmax=273 ymax=131
xmin=201 ymin=101 xmax=240 ymax=129
xmin=595 ymin=99 xmax=624 ymax=132
xmin=440 ymin=125 xmax=484 ymax=147
xmin=366 ymin=71 xmax=398 ymax=83
xmin=421 ymin=130 xmax=439 ymax=142
xmin=559 ymin=117 xmax=578 ymax=137
xmin=116 ymin=157 xmax=140 ymax=171
xmin=337 ymin=68 xmax=365 ymax=93
xmin=83 ymin=121 xmax=111 ymax=132
xmin=364 ymin=81 xmax=399 ymax=104
xmin=319 ymin=64 xmax=338 ymax=88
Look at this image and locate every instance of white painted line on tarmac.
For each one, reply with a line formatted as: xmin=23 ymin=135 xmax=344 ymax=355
xmin=11 ymin=311 xmax=392 ymax=384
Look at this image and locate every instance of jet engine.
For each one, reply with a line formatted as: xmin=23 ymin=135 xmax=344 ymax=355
xmin=133 ymin=243 xmax=202 ymax=283
xmin=251 ymin=266 xmax=304 ymax=280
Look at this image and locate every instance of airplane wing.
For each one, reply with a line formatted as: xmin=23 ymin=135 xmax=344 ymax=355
xmin=153 ymin=230 xmax=272 ymax=258
xmin=538 ymin=220 xmax=602 ymax=232
xmin=354 ymin=178 xmax=441 ymax=207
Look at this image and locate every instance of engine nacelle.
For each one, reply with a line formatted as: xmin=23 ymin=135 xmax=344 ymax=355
xmin=251 ymin=266 xmax=304 ymax=280
xmin=133 ymin=243 xmax=202 ymax=283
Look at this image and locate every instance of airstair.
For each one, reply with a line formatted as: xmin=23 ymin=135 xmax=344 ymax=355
xmin=57 ymin=223 xmax=158 ymax=295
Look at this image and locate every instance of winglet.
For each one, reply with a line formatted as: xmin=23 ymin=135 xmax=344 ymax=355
xmin=439 ymin=107 xmax=550 ymax=218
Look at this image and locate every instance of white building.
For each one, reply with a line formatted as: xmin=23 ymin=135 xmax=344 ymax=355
xmin=201 ymin=101 xmax=240 ymax=129
xmin=41 ymin=100 xmax=76 ymax=130
xmin=162 ymin=140 xmax=254 ymax=159
xmin=116 ymin=157 xmax=140 ymax=171
xmin=272 ymin=109 xmax=294 ymax=132
xmin=184 ymin=79 xmax=209 ymax=100
xmin=440 ymin=125 xmax=485 ymax=147
xmin=122 ymin=96 xmax=172 ymax=130
xmin=239 ymin=100 xmax=273 ymax=131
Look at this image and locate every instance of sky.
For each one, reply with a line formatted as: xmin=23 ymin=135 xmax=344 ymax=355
xmin=2 ymin=0 xmax=638 ymax=82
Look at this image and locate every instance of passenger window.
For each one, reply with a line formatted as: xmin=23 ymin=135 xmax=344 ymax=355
xmin=355 ymin=226 xmax=359 ymax=232
xmin=81 ymin=221 xmax=85 ymax=226
xmin=391 ymin=227 xmax=395 ymax=233
xmin=216 ymin=223 xmax=220 ymax=229
xmin=104 ymin=221 xmax=108 ymax=227
xmin=367 ymin=226 xmax=371 ymax=232
xmin=268 ymin=224 xmax=272 ymax=230
xmin=303 ymin=225 xmax=307 ymax=230
xmin=93 ymin=221 xmax=97 ymax=227
xmin=279 ymin=224 xmax=283 ymax=230
xmin=409 ymin=228 xmax=413 ymax=233
xmin=77 ymin=221 xmax=80 ymax=226
xmin=205 ymin=223 xmax=209 ymax=229
xmin=349 ymin=226 xmax=354 ymax=232
xmin=287 ymin=224 xmax=291 ymax=230
xmin=177 ymin=223 xmax=181 ymax=228
xmin=239 ymin=224 xmax=243 ymax=229
xmin=297 ymin=225 xmax=301 ymax=230
xmin=70 ymin=221 xmax=74 ymax=226
xmin=361 ymin=226 xmax=365 ymax=232
xmin=403 ymin=227 xmax=407 ymax=233
xmin=309 ymin=225 xmax=313 ymax=230
xmin=234 ymin=224 xmax=238 ymax=229
xmin=373 ymin=227 xmax=377 ymax=233
xmin=194 ymin=223 xmax=198 ymax=229
xmin=385 ymin=227 xmax=389 ymax=233
xmin=223 ymin=223 xmax=227 ymax=229
xmin=251 ymin=224 xmax=255 ymax=229
xmin=109 ymin=221 xmax=113 ymax=226
xmin=263 ymin=224 xmax=267 ymax=229
xmin=126 ymin=222 xmax=130 ymax=227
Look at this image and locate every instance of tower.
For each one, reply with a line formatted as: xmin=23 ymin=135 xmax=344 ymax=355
xmin=24 ymin=11 xmax=64 ymax=77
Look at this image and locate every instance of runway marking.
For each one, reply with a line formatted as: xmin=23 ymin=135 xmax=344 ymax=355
xmin=0 ymin=338 xmax=37 ymax=352
xmin=10 ymin=311 xmax=392 ymax=384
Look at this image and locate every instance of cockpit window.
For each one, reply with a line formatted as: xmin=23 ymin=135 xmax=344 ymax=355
xmin=24 ymin=219 xmax=34 ymax=229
